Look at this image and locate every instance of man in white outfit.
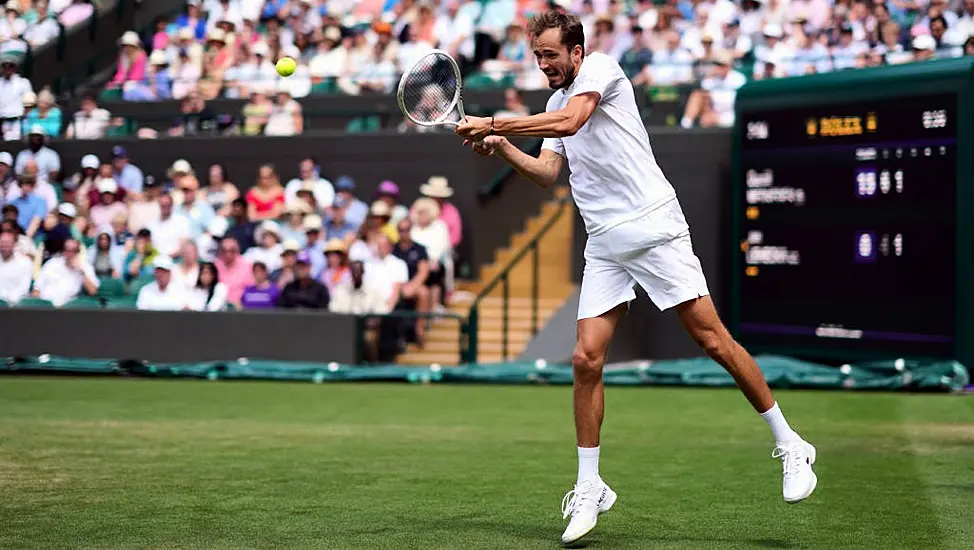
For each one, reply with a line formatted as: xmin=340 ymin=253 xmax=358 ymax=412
xmin=456 ymin=10 xmax=817 ymax=545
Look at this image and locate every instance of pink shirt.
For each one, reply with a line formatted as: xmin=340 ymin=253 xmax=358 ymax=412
xmin=216 ymin=257 xmax=255 ymax=305
xmin=438 ymin=201 xmax=462 ymax=249
xmin=111 ymin=51 xmax=147 ymax=87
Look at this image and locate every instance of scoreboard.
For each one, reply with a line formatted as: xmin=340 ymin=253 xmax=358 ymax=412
xmin=731 ymin=58 xmax=974 ymax=366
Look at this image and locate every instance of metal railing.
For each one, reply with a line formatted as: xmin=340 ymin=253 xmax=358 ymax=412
xmin=462 ymin=194 xmax=570 ymax=364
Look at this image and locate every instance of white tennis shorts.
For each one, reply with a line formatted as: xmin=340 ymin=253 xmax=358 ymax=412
xmin=577 ymin=198 xmax=710 ymax=320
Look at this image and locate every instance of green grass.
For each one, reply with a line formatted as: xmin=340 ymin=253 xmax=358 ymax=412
xmin=1 ymin=378 xmax=973 ymax=549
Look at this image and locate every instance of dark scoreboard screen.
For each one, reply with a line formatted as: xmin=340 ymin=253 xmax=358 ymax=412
xmin=736 ymin=94 xmax=957 ymax=358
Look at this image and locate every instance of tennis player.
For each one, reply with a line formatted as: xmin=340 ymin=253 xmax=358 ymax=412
xmin=455 ymin=11 xmax=817 ymax=545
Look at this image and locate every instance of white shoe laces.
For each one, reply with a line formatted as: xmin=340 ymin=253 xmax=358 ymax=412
xmin=772 ymin=443 xmax=804 ymax=478
xmin=561 ymin=481 xmax=594 ymax=519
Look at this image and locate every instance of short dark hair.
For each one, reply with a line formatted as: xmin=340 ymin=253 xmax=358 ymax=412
xmin=929 ymin=15 xmax=947 ymax=29
xmin=528 ymin=11 xmax=585 ymax=55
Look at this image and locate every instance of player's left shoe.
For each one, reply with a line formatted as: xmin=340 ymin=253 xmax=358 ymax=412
xmin=560 ymin=478 xmax=617 ymax=545
xmin=772 ymin=440 xmax=817 ymax=503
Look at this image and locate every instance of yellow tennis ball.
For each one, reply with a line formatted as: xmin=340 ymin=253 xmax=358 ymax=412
xmin=276 ymin=57 xmax=296 ymax=77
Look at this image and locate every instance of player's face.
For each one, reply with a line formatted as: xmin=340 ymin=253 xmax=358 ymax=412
xmin=532 ymin=29 xmax=582 ymax=90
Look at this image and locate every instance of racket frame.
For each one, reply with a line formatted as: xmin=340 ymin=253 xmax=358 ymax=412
xmin=396 ymin=49 xmax=468 ymax=128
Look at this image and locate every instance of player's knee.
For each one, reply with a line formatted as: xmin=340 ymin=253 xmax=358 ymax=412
xmin=694 ymin=328 xmax=732 ymax=361
xmin=572 ymin=345 xmax=604 ymax=381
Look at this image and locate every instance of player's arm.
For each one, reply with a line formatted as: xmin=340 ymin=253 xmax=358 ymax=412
xmin=493 ymin=93 xmax=600 ymax=138
xmin=468 ymin=137 xmax=564 ymax=189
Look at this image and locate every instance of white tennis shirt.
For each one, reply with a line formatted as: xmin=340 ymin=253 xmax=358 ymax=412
xmin=542 ymin=52 xmax=676 ymax=236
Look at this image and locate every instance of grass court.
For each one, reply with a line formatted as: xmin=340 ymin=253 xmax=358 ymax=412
xmin=1 ymin=378 xmax=972 ymax=548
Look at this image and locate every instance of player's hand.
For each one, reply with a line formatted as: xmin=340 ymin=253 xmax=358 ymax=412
xmin=455 ymin=116 xmax=492 ymax=142
xmin=464 ymin=136 xmax=506 ymax=157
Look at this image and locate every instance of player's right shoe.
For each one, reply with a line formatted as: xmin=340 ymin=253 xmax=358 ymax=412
xmin=772 ymin=440 xmax=817 ymax=503
xmin=560 ymin=479 xmax=617 ymax=545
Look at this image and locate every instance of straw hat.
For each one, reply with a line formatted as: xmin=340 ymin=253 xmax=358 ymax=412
xmin=255 ymin=220 xmax=282 ymax=242
xmin=324 ymin=238 xmax=347 ymax=254
xmin=412 ymin=197 xmax=441 ymax=220
xmin=118 ymin=31 xmax=141 ymax=48
xmin=370 ymin=200 xmax=391 ymax=217
xmin=419 ymin=176 xmax=453 ymax=198
xmin=149 ymin=50 xmax=169 ymax=66
xmin=167 ymin=159 xmax=194 ymax=178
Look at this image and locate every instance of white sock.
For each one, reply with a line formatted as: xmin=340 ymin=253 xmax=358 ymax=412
xmin=577 ymin=446 xmax=600 ymax=484
xmin=760 ymin=402 xmax=801 ymax=444
xmin=680 ymin=116 xmax=694 ymax=129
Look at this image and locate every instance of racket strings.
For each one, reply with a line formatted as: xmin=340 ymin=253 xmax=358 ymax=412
xmin=400 ymin=53 xmax=462 ymax=125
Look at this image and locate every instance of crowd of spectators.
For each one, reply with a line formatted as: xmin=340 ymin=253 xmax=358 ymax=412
xmin=0 ymin=139 xmax=464 ymax=358
xmin=88 ymin=0 xmax=974 ymax=130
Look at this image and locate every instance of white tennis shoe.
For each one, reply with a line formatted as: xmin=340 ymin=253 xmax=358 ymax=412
xmin=773 ymin=440 xmax=817 ymax=503
xmin=560 ymin=479 xmax=617 ymax=544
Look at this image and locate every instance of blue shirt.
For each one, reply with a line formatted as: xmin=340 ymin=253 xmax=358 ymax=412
xmin=15 ymin=147 xmax=61 ymax=181
xmin=177 ymin=200 xmax=216 ymax=239
xmin=305 ymin=241 xmax=326 ymax=279
xmin=324 ymin=219 xmax=357 ymax=242
xmin=10 ymin=193 xmax=47 ymax=231
xmin=114 ymin=163 xmax=144 ymax=193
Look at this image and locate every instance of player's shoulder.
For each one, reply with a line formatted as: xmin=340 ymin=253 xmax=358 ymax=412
xmin=581 ymin=52 xmax=624 ymax=75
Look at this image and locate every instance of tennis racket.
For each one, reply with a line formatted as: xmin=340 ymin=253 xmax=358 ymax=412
xmin=397 ymin=50 xmax=476 ymax=137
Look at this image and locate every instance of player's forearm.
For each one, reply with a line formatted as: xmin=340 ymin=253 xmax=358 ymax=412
xmin=493 ymin=110 xmax=580 ymax=138
xmin=496 ymin=140 xmax=557 ymax=189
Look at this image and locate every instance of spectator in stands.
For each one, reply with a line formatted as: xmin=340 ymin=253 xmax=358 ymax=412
xmin=170 ymin=91 xmax=216 ymax=136
xmin=241 ymin=89 xmax=272 ymax=135
xmin=240 ymin=261 xmax=280 ymax=309
xmin=417 ymin=176 xmax=462 ymax=249
xmin=65 ymin=92 xmax=112 ymax=140
xmin=681 ymin=51 xmax=747 ymax=129
xmin=329 ymin=175 xmax=368 ymax=229
xmin=244 ymin=220 xmax=284 ymax=272
xmin=494 ymin=87 xmax=530 ymax=118
xmin=214 ymin=235 xmax=253 ymax=307
xmin=127 ymin=177 xmax=161 ymax=232
xmin=284 ymin=157 xmax=334 ymax=211
xmin=912 ymin=34 xmax=937 ymax=61
xmin=124 ymin=49 xmax=173 ymax=101
xmin=166 ymin=158 xmax=194 ymax=190
xmin=271 ymin=240 xmax=299 ymax=287
xmin=264 ymin=84 xmax=303 ymax=136
xmin=324 ymin=196 xmax=359 ymax=243
xmin=15 ymin=126 xmax=59 ymax=183
xmin=109 ymin=212 xmax=131 ymax=247
xmin=149 ymin=194 xmax=191 ymax=258
xmin=32 ymin=238 xmax=99 ymax=306
xmin=18 ymin=158 xmax=56 ymax=211
xmin=321 ymin=238 xmax=351 ymax=294
xmin=9 ymin=172 xmax=45 ymax=237
xmin=329 ymin=260 xmax=387 ymax=361
xmin=374 ymin=180 xmax=408 ymax=225
xmin=186 ymin=261 xmax=228 ymax=311
xmin=197 ymin=216 xmax=227 ymax=262
xmin=277 ymin=250 xmax=329 ymax=309
xmin=21 ymin=88 xmax=60 ymax=138
xmin=0 ymin=151 xmax=14 ymax=203
xmin=174 ymin=176 xmax=215 ymax=238
xmin=966 ymin=35 xmax=974 ymax=56
xmin=367 ymin=200 xmax=400 ymax=246
xmin=392 ymin=217 xmax=431 ymax=345
xmin=171 ymin=47 xmax=202 ymax=101
xmin=24 ymin=2 xmax=58 ymax=48
xmin=1 ymin=2 xmax=26 ymax=43
xmin=151 ymin=14 xmax=170 ymax=52
xmin=89 ymin=178 xmax=128 ymax=228
xmin=280 ymin=201 xmax=311 ymax=245
xmin=409 ymin=198 xmax=452 ymax=307
xmin=125 ymin=228 xmax=157 ymax=282
xmin=199 ymin=28 xmax=233 ymax=100
xmin=108 ymin=31 xmax=147 ymax=90
xmin=0 ymin=229 xmax=30 ymax=304
xmin=175 ymin=0 xmax=206 ymax=41
xmin=109 ymin=146 xmax=144 ymax=196
xmin=225 ymin=198 xmax=256 ymax=251
xmin=173 ymin=240 xmax=200 ymax=293
xmin=832 ymin=24 xmax=867 ymax=71
xmin=0 ymin=56 xmax=32 ymax=141
xmin=202 ymin=163 xmax=238 ymax=217
xmin=65 ymin=154 xmax=98 ymax=215
xmin=136 ymin=256 xmax=186 ymax=311
xmin=308 ymin=25 xmax=347 ymax=85
xmin=87 ymin=226 xmax=125 ymax=279
xmin=366 ymin=233 xmax=409 ymax=315
xmin=302 ymin=214 xmax=326 ymax=278
xmin=1 ymin=216 xmax=35 ymax=258
xmin=246 ymin=164 xmax=286 ymax=221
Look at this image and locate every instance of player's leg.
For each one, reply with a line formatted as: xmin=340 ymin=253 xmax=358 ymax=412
xmin=632 ymin=229 xmax=817 ymax=504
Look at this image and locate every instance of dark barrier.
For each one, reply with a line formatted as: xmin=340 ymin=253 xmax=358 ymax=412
xmin=572 ymin=128 xmax=732 ymax=361
xmin=0 ymin=308 xmax=358 ymax=363
xmin=8 ymin=133 xmax=558 ymax=276
xmin=25 ymin=1 xmax=139 ymax=95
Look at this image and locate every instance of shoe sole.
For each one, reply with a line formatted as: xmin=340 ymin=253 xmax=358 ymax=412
xmin=561 ymin=488 xmax=617 ymax=545
xmin=785 ymin=443 xmax=817 ymax=504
